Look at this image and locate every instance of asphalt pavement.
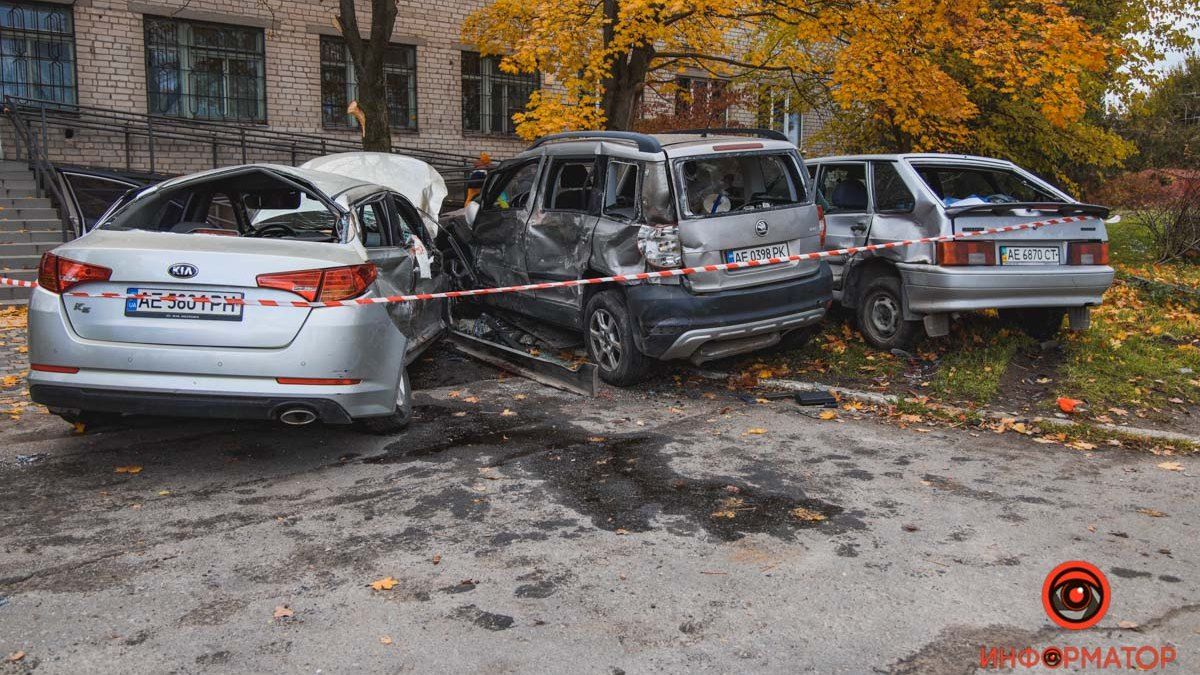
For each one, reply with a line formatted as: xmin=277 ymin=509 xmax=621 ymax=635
xmin=0 ymin=346 xmax=1196 ymax=674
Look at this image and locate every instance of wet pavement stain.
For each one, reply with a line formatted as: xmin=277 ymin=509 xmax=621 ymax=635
xmin=499 ymin=432 xmax=860 ymax=542
xmin=452 ymin=604 xmax=515 ymax=631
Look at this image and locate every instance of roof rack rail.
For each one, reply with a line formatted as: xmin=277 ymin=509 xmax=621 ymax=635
xmin=671 ymin=127 xmax=790 ymax=143
xmin=528 ymin=131 xmax=662 ymax=153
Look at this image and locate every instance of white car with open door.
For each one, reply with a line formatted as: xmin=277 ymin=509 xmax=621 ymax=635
xmin=27 ymin=155 xmax=451 ymax=432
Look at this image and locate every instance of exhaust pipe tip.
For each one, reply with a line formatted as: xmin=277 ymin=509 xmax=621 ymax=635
xmin=278 ymin=407 xmax=319 ymax=426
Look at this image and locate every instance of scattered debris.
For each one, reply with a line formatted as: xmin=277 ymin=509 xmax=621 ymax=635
xmin=1057 ymin=397 xmax=1084 ymax=414
xmin=902 ymin=524 xmax=920 ymax=532
xmin=432 ymin=554 xmax=442 ymax=565
xmin=272 ymin=605 xmax=294 ymax=620
xmin=1137 ymin=508 xmax=1168 ymax=518
xmin=114 ymin=465 xmax=143 ymax=475
xmin=14 ymin=453 xmax=46 ymax=466
xmin=1117 ymin=620 xmax=1139 ymax=630
xmin=7 ymin=651 xmax=25 ymax=662
xmin=380 ymin=636 xmax=393 ymax=645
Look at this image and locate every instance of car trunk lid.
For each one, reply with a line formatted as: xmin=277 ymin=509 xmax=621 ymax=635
xmin=945 ymin=203 xmax=1110 ymax=266
xmin=53 ymin=230 xmax=364 ymax=348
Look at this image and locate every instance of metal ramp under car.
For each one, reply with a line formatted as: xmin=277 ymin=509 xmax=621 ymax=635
xmin=447 ymin=310 xmax=599 ymax=397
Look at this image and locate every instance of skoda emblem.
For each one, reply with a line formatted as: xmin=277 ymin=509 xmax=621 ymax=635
xmin=755 ymin=220 xmax=769 ymax=237
xmin=168 ymin=263 xmax=198 ymax=279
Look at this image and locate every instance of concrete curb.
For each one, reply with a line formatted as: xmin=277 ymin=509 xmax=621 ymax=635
xmin=736 ymin=375 xmax=1199 ymax=446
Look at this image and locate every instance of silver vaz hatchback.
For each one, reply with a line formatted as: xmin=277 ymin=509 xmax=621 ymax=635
xmin=27 ymin=155 xmax=451 ymax=432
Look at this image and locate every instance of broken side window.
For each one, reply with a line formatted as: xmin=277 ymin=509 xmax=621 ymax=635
xmin=356 ymin=201 xmax=389 ymax=247
xmin=603 ymin=160 xmax=640 ymax=221
xmin=542 ymin=158 xmax=595 ymax=212
xmin=482 ymin=161 xmax=539 ymax=212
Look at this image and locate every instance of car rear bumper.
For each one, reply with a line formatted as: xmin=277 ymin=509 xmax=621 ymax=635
xmin=26 ymin=288 xmax=406 ymax=421
xmin=29 ymin=383 xmax=355 ymax=424
xmin=898 ymin=263 xmax=1114 ymax=314
xmin=626 ymin=263 xmax=833 ymax=362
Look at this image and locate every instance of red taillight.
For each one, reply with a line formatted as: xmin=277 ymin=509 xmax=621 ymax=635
xmin=31 ymin=363 xmax=79 ymax=373
xmin=937 ymin=241 xmax=996 ymax=266
xmin=816 ymin=205 xmax=827 ymax=248
xmin=275 ymin=377 xmax=362 ymax=385
xmin=37 ymin=253 xmax=112 ymax=294
xmin=1067 ymin=242 xmax=1109 ymax=266
xmin=256 ymin=264 xmax=376 ymax=302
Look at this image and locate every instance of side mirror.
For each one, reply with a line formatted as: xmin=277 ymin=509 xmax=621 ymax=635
xmin=465 ymin=200 xmax=480 ymax=227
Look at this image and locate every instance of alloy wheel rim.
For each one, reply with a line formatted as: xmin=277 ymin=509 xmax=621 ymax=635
xmin=589 ymin=308 xmax=623 ymax=372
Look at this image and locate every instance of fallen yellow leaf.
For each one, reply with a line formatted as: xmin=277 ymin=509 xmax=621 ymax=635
xmin=273 ymin=605 xmax=294 ymax=619
xmin=790 ymin=507 xmax=826 ymax=522
xmin=1157 ymin=461 xmax=1183 ymax=472
xmin=370 ymin=576 xmax=398 ymax=591
xmin=1137 ymin=508 xmax=1167 ymax=518
xmin=745 ymin=427 xmax=767 ymax=435
xmin=818 ymin=410 xmax=837 ymax=420
xmin=380 ymin=635 xmax=393 ymax=645
xmin=115 ymin=465 xmax=143 ymax=474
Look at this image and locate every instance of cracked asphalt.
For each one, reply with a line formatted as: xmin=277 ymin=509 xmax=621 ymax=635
xmin=0 ymin=345 xmax=1196 ymax=673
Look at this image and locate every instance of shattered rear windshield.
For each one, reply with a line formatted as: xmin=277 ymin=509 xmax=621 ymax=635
xmin=678 ymin=152 xmax=807 ymax=218
xmin=912 ymin=165 xmax=1064 ymax=207
xmin=98 ymin=169 xmax=342 ymax=242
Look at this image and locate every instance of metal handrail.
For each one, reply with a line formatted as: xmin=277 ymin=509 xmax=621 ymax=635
xmin=3 ymin=96 xmax=77 ymax=241
xmin=3 ymin=96 xmax=480 ymax=179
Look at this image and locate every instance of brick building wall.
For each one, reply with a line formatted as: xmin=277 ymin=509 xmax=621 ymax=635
xmin=2 ymin=0 xmax=530 ymax=175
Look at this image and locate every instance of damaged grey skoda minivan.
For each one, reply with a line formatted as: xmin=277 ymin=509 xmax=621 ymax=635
xmin=444 ymin=130 xmax=833 ymax=385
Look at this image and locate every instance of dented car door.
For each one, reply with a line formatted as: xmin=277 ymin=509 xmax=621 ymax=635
xmin=466 ymin=158 xmax=541 ymax=289
xmin=523 ymin=155 xmax=599 ymax=323
xmin=356 ymin=196 xmax=417 ymax=340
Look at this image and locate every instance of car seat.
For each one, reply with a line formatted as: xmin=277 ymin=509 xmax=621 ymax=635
xmin=553 ymin=164 xmax=591 ymax=210
xmin=831 ymin=179 xmax=868 ymax=211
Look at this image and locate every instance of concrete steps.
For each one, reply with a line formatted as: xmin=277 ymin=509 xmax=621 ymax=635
xmin=0 ymin=163 xmax=65 ymax=304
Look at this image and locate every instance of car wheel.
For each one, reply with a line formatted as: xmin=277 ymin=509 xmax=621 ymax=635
xmin=999 ymin=307 xmax=1067 ymax=341
xmin=857 ymin=275 xmax=921 ymax=350
xmin=360 ymin=366 xmax=413 ymax=434
xmin=585 ymin=290 xmax=651 ymax=387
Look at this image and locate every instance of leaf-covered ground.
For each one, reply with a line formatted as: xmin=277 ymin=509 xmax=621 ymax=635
xmin=724 ymin=218 xmax=1200 ymax=435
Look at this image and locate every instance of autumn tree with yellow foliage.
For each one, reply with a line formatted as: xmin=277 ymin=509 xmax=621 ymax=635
xmin=463 ymin=0 xmax=1197 ymax=185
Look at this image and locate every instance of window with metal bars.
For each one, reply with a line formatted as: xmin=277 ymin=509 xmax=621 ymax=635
xmin=144 ymin=15 xmax=266 ymax=123
xmin=0 ymin=1 xmax=76 ymax=105
xmin=320 ymin=35 xmax=417 ymax=130
xmin=461 ymin=51 xmax=537 ymax=135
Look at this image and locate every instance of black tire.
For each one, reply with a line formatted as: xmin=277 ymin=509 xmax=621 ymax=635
xmin=856 ymin=274 xmax=922 ymax=351
xmin=999 ymin=307 xmax=1067 ymax=341
xmin=360 ymin=366 xmax=413 ymax=434
xmin=584 ymin=290 xmax=652 ymax=387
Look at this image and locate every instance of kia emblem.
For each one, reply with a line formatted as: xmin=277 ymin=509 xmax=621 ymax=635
xmin=168 ymin=263 xmax=198 ymax=279
xmin=755 ymin=220 xmax=769 ymax=237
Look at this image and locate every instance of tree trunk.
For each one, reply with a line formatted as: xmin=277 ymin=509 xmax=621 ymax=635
xmin=336 ymin=0 xmax=398 ymax=152
xmin=599 ymin=0 xmax=651 ymax=130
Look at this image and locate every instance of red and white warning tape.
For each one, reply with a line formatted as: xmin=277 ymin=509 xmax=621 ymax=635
xmin=0 ymin=215 xmax=1093 ymax=307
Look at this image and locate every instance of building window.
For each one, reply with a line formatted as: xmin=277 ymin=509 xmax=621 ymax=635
xmin=320 ymin=36 xmax=417 ymax=130
xmin=0 ymin=1 xmax=76 ymax=105
xmin=144 ymin=15 xmax=266 ymax=122
xmin=674 ymin=77 xmax=728 ymax=122
xmin=461 ymin=51 xmax=537 ymax=135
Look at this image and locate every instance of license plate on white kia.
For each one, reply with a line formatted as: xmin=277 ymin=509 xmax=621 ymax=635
xmin=124 ymin=288 xmax=244 ymax=321
xmin=1000 ymin=246 xmax=1060 ymax=265
xmin=724 ymin=242 xmax=790 ymax=265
